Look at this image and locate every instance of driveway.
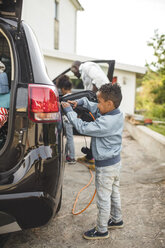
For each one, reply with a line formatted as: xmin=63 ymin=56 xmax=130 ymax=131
xmin=4 ymin=130 xmax=165 ymax=248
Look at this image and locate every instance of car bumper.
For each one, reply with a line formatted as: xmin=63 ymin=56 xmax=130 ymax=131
xmin=0 ymin=191 xmax=55 ymax=233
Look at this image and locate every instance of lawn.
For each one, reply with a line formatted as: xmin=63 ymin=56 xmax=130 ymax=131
xmin=148 ymin=124 xmax=165 ymax=136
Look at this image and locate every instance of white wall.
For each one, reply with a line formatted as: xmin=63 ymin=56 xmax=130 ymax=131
xmin=114 ymin=70 xmax=136 ymax=115
xmin=59 ymin=0 xmax=77 ymax=53
xmin=22 ymin=0 xmax=77 ymax=53
xmin=44 ymin=55 xmax=71 ymax=80
xmin=22 ymin=0 xmax=55 ymax=50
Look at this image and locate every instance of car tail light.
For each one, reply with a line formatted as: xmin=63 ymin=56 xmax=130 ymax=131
xmin=28 ymin=84 xmax=61 ymax=123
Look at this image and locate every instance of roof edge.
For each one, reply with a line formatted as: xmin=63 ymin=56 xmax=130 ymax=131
xmin=43 ymin=49 xmax=146 ymax=74
xmin=115 ymin=62 xmax=146 ymax=74
xmin=70 ymin=0 xmax=84 ymax=10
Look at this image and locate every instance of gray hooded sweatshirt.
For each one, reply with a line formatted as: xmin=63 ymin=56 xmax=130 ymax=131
xmin=64 ymin=97 xmax=124 ymax=167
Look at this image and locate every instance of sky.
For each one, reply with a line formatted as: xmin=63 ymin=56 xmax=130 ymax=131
xmin=76 ymin=0 xmax=165 ymax=67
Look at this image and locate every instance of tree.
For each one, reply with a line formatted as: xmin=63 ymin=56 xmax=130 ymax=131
xmin=136 ymin=72 xmax=165 ymax=118
xmin=151 ymin=77 xmax=165 ymax=104
xmin=146 ymin=29 xmax=165 ymax=75
xmin=146 ymin=30 xmax=165 ymax=109
xmin=136 ymin=30 xmax=165 ymax=118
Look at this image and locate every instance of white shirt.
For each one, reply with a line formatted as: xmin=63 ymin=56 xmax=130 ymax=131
xmin=79 ymin=62 xmax=109 ymax=90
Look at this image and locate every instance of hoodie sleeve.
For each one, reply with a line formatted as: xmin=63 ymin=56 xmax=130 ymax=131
xmin=65 ymin=108 xmax=119 ymax=137
xmin=77 ymin=97 xmax=98 ymax=114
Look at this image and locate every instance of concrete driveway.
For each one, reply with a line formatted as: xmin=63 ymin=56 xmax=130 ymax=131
xmin=4 ymin=130 xmax=165 ymax=248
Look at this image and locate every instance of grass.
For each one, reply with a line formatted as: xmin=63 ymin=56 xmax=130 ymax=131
xmin=134 ymin=110 xmax=165 ymax=136
xmin=147 ymin=124 xmax=165 ymax=136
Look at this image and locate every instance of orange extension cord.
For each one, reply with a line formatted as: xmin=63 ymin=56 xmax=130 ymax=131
xmin=72 ymin=111 xmax=96 ymax=216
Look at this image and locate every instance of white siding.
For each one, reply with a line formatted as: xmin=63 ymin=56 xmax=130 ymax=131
xmin=22 ymin=0 xmax=77 ymax=53
xmin=114 ymin=70 xmax=136 ymax=115
xmin=44 ymin=55 xmax=71 ymax=80
xmin=59 ymin=0 xmax=77 ymax=53
xmin=22 ymin=0 xmax=54 ymax=49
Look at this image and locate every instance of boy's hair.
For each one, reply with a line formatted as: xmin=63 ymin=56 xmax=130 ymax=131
xmin=56 ymin=75 xmax=72 ymax=90
xmin=99 ymin=83 xmax=122 ymax=108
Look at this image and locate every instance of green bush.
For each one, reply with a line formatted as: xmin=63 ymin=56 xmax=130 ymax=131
xmin=136 ymin=30 xmax=165 ymax=127
xmin=149 ymin=104 xmax=165 ymax=118
xmin=136 ymin=71 xmax=165 ymax=119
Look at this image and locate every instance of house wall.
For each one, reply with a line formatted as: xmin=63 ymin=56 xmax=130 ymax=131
xmin=22 ymin=1 xmax=144 ymax=115
xmin=22 ymin=0 xmax=77 ymax=53
xmin=22 ymin=0 xmax=54 ymax=49
xmin=59 ymin=0 xmax=77 ymax=53
xmin=114 ymin=70 xmax=136 ymax=115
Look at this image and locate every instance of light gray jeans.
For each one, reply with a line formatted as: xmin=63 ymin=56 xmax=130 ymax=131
xmin=95 ymin=162 xmax=122 ymax=233
xmin=63 ymin=120 xmax=75 ymax=159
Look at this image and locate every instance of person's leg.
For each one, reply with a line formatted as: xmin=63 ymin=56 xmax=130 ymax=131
xmin=83 ymin=166 xmax=110 ymax=240
xmin=65 ymin=122 xmax=75 ymax=160
xmin=87 ymin=140 xmax=95 ymax=169
xmin=110 ymin=162 xmax=122 ymax=223
xmin=85 ymin=139 xmax=93 ymax=160
xmin=65 ymin=141 xmax=68 ymax=158
xmin=83 ymin=164 xmax=121 ymax=240
xmin=108 ymin=162 xmax=123 ymax=229
xmin=77 ymin=138 xmax=95 ymax=169
xmin=95 ymin=166 xmax=114 ymax=233
xmin=63 ymin=121 xmax=69 ymax=159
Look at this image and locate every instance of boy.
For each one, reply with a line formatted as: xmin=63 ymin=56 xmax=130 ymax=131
xmin=56 ymin=75 xmax=76 ymax=164
xmin=71 ymin=61 xmax=110 ymax=167
xmin=61 ymin=83 xmax=124 ymax=240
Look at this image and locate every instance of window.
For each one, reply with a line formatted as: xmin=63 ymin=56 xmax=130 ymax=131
xmin=54 ymin=0 xmax=59 ymax=20
xmin=54 ymin=0 xmax=59 ymax=50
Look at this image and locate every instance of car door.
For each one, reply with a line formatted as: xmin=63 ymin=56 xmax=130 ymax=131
xmin=0 ymin=0 xmax=26 ymax=168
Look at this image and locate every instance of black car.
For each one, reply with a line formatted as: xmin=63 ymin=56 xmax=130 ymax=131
xmin=0 ymin=0 xmax=115 ymax=235
xmin=0 ymin=0 xmax=64 ymax=234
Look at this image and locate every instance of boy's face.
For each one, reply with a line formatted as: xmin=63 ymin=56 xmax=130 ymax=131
xmin=97 ymin=92 xmax=114 ymax=114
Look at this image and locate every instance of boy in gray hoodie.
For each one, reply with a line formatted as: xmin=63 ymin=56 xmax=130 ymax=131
xmin=61 ymin=83 xmax=124 ymax=240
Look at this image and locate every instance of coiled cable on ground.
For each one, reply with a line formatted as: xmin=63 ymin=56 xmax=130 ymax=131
xmin=72 ymin=111 xmax=96 ymax=216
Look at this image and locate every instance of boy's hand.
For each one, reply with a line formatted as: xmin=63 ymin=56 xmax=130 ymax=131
xmin=61 ymin=101 xmax=71 ymax=109
xmin=67 ymin=100 xmax=77 ymax=109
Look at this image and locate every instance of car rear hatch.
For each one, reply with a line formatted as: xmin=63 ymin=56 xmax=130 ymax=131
xmin=0 ymin=0 xmax=23 ymax=22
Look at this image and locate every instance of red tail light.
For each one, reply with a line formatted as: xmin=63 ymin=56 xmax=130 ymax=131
xmin=28 ymin=84 xmax=61 ymax=123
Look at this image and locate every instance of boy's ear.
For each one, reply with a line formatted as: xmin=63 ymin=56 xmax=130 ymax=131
xmin=108 ymin=99 xmax=115 ymax=108
xmin=108 ymin=99 xmax=112 ymax=105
